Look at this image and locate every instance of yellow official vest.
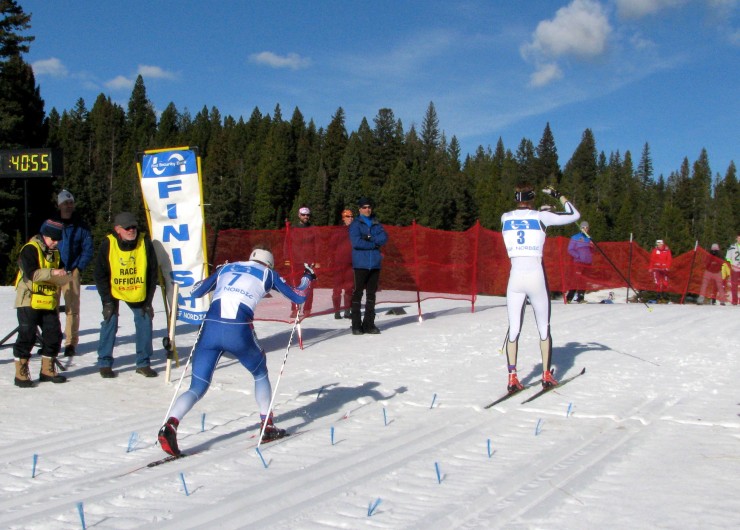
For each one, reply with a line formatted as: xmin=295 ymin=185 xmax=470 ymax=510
xmin=107 ymin=234 xmax=147 ymax=303
xmin=15 ymin=240 xmax=61 ymax=310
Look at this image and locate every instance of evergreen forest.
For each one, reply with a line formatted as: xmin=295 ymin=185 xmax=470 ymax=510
xmin=1 ymin=1 xmax=738 ymax=284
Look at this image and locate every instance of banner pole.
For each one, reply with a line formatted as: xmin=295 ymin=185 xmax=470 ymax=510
xmin=165 ymin=283 xmax=180 ymax=384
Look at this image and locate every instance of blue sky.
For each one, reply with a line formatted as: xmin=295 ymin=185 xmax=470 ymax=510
xmin=22 ymin=0 xmax=738 ymax=180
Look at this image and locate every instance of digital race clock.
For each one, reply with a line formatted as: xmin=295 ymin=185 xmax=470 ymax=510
xmin=0 ymin=148 xmax=63 ymax=177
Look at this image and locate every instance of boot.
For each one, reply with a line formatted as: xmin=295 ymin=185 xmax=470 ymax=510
xmin=362 ymin=304 xmax=380 ymax=334
xmin=39 ymin=356 xmax=66 ymax=383
xmin=542 ymin=371 xmax=558 ymax=389
xmin=14 ymin=358 xmax=34 ymax=388
xmin=351 ymin=302 xmax=363 ymax=334
xmin=507 ymin=372 xmax=523 ymax=393
xmin=158 ymin=417 xmax=181 ymax=456
xmin=334 ymin=311 xmax=342 ymax=320
xmin=260 ymin=415 xmax=286 ymax=442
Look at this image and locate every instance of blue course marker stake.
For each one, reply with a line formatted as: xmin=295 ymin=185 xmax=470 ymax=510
xmin=487 ymin=438 xmax=493 ymax=458
xmin=126 ymin=432 xmax=138 ymax=453
xmin=383 ymin=408 xmax=387 ymax=426
xmin=435 ymin=462 xmax=442 ymax=484
xmin=201 ymin=413 xmax=206 ymax=432
xmin=566 ymin=402 xmax=573 ymax=418
xmin=179 ymin=472 xmax=190 ymax=496
xmin=255 ymin=447 xmax=268 ymax=468
xmin=331 ymin=426 xmax=335 ymax=446
xmin=367 ymin=498 xmax=382 ymax=517
xmin=430 ymin=393 xmax=437 ymax=409
xmin=32 ymin=453 xmax=38 ymax=478
xmin=77 ymin=502 xmax=87 ymax=530
xmin=535 ymin=418 xmax=543 ymax=436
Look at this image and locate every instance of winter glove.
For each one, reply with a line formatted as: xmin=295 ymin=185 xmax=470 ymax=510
xmin=363 ymin=234 xmax=373 ymax=241
xmin=141 ymin=305 xmax=154 ymax=319
xmin=303 ymin=263 xmax=317 ymax=281
xmin=541 ymin=186 xmax=562 ymax=199
xmin=102 ymin=302 xmax=116 ymax=322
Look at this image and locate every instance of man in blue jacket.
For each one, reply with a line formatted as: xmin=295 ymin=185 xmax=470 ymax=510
xmin=54 ymin=190 xmax=94 ymax=357
xmin=349 ymin=197 xmax=388 ymax=335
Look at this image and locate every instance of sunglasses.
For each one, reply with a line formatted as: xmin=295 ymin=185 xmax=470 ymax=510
xmin=359 ymin=205 xmax=372 ymax=209
xmin=342 ymin=215 xmax=354 ymax=219
xmin=123 ymin=225 xmax=138 ymax=231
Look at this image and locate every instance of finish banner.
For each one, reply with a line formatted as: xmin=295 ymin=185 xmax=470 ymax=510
xmin=137 ymin=147 xmax=209 ymax=324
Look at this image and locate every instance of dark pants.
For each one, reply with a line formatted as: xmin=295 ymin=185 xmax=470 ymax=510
xmin=14 ymin=307 xmax=62 ymax=359
xmin=352 ymin=268 xmax=380 ymax=330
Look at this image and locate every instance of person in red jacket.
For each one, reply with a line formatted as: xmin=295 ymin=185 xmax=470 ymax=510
xmin=648 ymin=239 xmax=672 ymax=302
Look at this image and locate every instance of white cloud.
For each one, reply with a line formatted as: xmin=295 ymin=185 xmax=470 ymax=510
xmin=249 ymin=51 xmax=311 ymax=70
xmin=523 ymin=0 xmax=612 ymax=60
xmin=31 ymin=57 xmax=68 ymax=77
xmin=104 ymin=75 xmax=134 ymax=91
xmin=137 ymin=65 xmax=178 ymax=80
xmin=529 ymin=62 xmax=564 ymax=87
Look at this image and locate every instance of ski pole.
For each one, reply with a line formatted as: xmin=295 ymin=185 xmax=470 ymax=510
xmin=256 ymin=303 xmax=303 ymax=450
xmin=584 ymin=228 xmax=651 ymax=310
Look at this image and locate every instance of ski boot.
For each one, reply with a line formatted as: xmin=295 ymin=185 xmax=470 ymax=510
xmin=158 ymin=417 xmax=181 ymax=456
xmin=507 ymin=372 xmax=523 ymax=393
xmin=260 ymin=415 xmax=287 ymax=442
xmin=541 ymin=371 xmax=558 ymax=389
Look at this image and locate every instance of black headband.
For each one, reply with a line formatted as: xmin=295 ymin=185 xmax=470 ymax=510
xmin=514 ymin=189 xmax=536 ymax=202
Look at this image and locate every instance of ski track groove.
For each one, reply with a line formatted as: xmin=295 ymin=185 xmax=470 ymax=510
xmin=0 ymin=394 xmax=379 ymax=528
xmin=421 ymin=395 xmax=681 ymax=529
xmin=154 ymin=414 xmax=478 ymax=529
xmin=0 ymin=391 xmax=330 ymax=526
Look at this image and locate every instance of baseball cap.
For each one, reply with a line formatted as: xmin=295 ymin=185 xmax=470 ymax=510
xmin=298 ymin=207 xmax=311 ymax=215
xmin=114 ymin=212 xmax=138 ymax=228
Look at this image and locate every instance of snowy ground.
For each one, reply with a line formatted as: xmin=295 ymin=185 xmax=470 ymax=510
xmin=0 ymin=286 xmax=738 ymax=529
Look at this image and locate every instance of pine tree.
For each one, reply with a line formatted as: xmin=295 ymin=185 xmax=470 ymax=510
xmin=535 ymin=122 xmax=560 ymax=185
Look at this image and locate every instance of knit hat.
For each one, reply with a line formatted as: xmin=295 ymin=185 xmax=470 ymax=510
xmin=656 ymin=239 xmax=664 ymax=246
xmin=357 ymin=196 xmax=373 ymax=208
xmin=580 ymin=221 xmax=589 ymax=229
xmin=40 ymin=219 xmax=64 ymax=241
xmin=711 ymin=243 xmax=720 ymax=251
xmin=298 ymin=206 xmax=311 ymax=215
xmin=57 ymin=189 xmax=74 ymax=205
xmin=113 ymin=212 xmax=138 ymax=228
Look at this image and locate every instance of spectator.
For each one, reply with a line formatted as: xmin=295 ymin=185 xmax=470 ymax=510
xmin=53 ymin=189 xmax=94 ymax=357
xmin=725 ymin=232 xmax=740 ymax=305
xmin=288 ymin=206 xmax=315 ymax=317
xmin=332 ymin=208 xmax=354 ymax=319
xmin=566 ymin=220 xmax=594 ymax=303
xmin=94 ymin=212 xmax=159 ymax=378
xmin=157 ymin=248 xmax=315 ymax=455
xmin=500 ymin=185 xmax=580 ymax=393
xmin=697 ymin=244 xmax=727 ymax=305
xmin=13 ymin=220 xmax=71 ymax=387
xmin=648 ymin=239 xmax=673 ymax=303
xmin=349 ymin=197 xmax=388 ymax=335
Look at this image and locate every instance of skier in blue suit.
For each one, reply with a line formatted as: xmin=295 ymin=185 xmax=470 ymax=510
xmin=158 ymin=248 xmax=315 ymax=456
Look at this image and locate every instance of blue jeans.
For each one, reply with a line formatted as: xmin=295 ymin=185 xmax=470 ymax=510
xmin=97 ymin=305 xmax=153 ymax=368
